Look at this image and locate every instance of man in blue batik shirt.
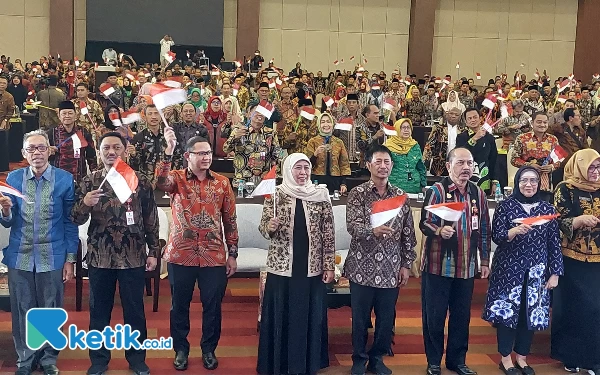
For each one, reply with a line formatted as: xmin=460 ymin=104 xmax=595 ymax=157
xmin=0 ymin=129 xmax=78 ymax=375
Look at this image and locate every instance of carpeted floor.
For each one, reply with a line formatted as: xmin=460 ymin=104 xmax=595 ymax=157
xmin=0 ymin=277 xmax=569 ymax=375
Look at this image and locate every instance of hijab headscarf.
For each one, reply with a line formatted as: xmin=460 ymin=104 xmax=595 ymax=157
xmin=512 ymin=166 xmax=541 ymax=204
xmin=564 ymin=149 xmax=600 ymax=192
xmin=279 ymin=153 xmax=330 ymax=202
xmin=204 ymin=96 xmax=225 ymax=122
xmin=190 ymin=88 xmax=207 ymax=111
xmin=334 ymin=87 xmax=346 ymax=102
xmin=316 ymin=112 xmax=334 ymax=137
xmin=441 ymin=90 xmax=465 ymax=113
xmin=405 ymin=85 xmax=419 ymax=100
xmin=384 ymin=118 xmax=417 ymax=155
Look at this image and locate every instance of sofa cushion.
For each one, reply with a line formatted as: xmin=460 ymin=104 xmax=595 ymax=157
xmin=237 ymin=247 xmax=268 ymax=272
xmin=333 ymin=205 xmax=351 ymax=251
xmin=236 ymin=204 xmax=271 ymax=250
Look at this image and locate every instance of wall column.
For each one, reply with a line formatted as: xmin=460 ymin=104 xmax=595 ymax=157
xmin=236 ymin=0 xmax=260 ymax=62
xmin=50 ymin=0 xmax=74 ymax=60
xmin=407 ymin=0 xmax=437 ymax=76
xmin=573 ymin=0 xmax=600 ymax=81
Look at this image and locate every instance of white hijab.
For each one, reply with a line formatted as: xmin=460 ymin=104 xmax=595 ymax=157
xmin=279 ymin=153 xmax=330 ymax=202
xmin=442 ymin=90 xmax=466 ymax=113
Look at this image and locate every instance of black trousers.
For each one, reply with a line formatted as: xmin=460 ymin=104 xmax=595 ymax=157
xmin=350 ymin=281 xmax=399 ymax=365
xmin=168 ymin=263 xmax=228 ymax=355
xmin=422 ymin=272 xmax=475 ymax=367
xmin=497 ymin=276 xmax=535 ymax=357
xmin=88 ymin=266 xmax=147 ymax=367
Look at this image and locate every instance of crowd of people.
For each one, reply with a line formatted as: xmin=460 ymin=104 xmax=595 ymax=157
xmin=0 ymin=48 xmax=599 ymax=375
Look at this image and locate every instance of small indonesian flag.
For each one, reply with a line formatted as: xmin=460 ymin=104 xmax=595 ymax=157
xmin=371 ymin=84 xmax=381 ymax=91
xmin=104 ymin=158 xmax=139 ymax=204
xmin=163 ymin=76 xmax=183 ymax=88
xmin=74 ymin=56 xmax=80 ymax=67
xmin=79 ymin=101 xmax=89 ymax=115
xmin=350 ymin=55 xmax=355 ymax=61
xmin=333 ymin=60 xmax=339 ymax=66
xmin=535 ymin=69 xmax=540 ymax=78
xmin=94 ymin=62 xmax=99 ymax=69
xmin=549 ymin=145 xmax=567 ymax=163
xmin=235 ymin=60 xmax=242 ymax=68
xmin=435 ymin=77 xmax=442 ymax=84
xmin=56 ymin=52 xmax=61 ymax=60
xmin=300 ymin=107 xmax=316 ymax=121
xmin=126 ymin=72 xmax=135 ymax=81
xmin=110 ymin=110 xmax=141 ymax=125
xmin=482 ymin=121 xmax=493 ymax=134
xmin=275 ymin=77 xmax=283 ymax=87
xmin=323 ymin=96 xmax=334 ymax=107
xmin=425 ymin=201 xmax=466 ymax=222
xmin=335 ymin=118 xmax=353 ymax=131
xmin=250 ymin=165 xmax=277 ymax=197
xmin=370 ymin=195 xmax=407 ymax=228
xmin=256 ymin=100 xmax=274 ymax=119
xmin=109 ymin=112 xmax=122 ymax=127
xmin=340 ymin=58 xmax=344 ymax=64
xmin=99 ymin=83 xmax=115 ymax=97
xmin=0 ymin=181 xmax=27 ymax=200
xmin=557 ymin=79 xmax=570 ymax=93
xmin=211 ymin=68 xmax=220 ymax=76
xmin=382 ymin=98 xmax=396 ymax=111
xmin=27 ymin=90 xmax=34 ymax=97
xmin=442 ymin=78 xmax=450 ymax=85
xmin=482 ymin=94 xmax=497 ymax=110
xmin=476 ymin=72 xmax=481 ymax=80
xmin=357 ymin=66 xmax=365 ymax=72
xmin=186 ymin=50 xmax=190 ymax=59
xmin=594 ymin=73 xmax=600 ymax=80
xmin=164 ymin=51 xmax=176 ymax=64
xmin=232 ymin=83 xmax=239 ymax=96
xmin=500 ymin=104 xmax=509 ymax=119
xmin=71 ymin=132 xmax=83 ymax=150
xmin=382 ymin=123 xmax=397 ymax=136
xmin=149 ymin=84 xmax=187 ymax=110
xmin=568 ymin=73 xmax=575 ymax=81
xmin=362 ymin=55 xmax=368 ymax=64
xmin=557 ymin=95 xmax=568 ymax=104
xmin=269 ymin=58 xmax=274 ymax=64
xmin=513 ymin=214 xmax=560 ymax=226
xmin=455 ymin=62 xmax=460 ymax=69
xmin=268 ymin=79 xmax=276 ymax=89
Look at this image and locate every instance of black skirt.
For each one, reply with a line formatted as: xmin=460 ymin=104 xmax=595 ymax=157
xmin=256 ymin=200 xmax=330 ymax=375
xmin=551 ymin=257 xmax=600 ymax=369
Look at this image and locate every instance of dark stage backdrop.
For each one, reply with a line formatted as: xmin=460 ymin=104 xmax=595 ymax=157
xmin=86 ymin=0 xmax=224 ymax=64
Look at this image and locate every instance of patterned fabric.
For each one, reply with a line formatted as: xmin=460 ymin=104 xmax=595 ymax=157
xmin=72 ymin=98 xmax=104 ymax=137
xmin=47 ymin=125 xmax=97 ymax=183
xmin=0 ymin=90 xmax=15 ymax=124
xmin=482 ymin=197 xmax=563 ymax=330
xmin=36 ymin=88 xmax=65 ymax=129
xmin=71 ymin=169 xmax=160 ymax=269
xmin=554 ymin=182 xmax=600 ymax=262
xmin=279 ymin=117 xmax=318 ymax=155
xmin=129 ymin=128 xmax=167 ymax=188
xmin=343 ymin=180 xmax=417 ymax=288
xmin=389 ymin=145 xmax=427 ymax=194
xmin=421 ymin=95 xmax=440 ymax=121
xmin=420 ymin=177 xmax=491 ymax=278
xmin=170 ymin=121 xmax=209 ymax=169
xmin=258 ymin=188 xmax=335 ymax=277
xmin=578 ymin=98 xmax=594 ymax=125
xmin=511 ymin=132 xmax=560 ymax=192
xmin=356 ymin=122 xmax=384 ymax=153
xmin=495 ymin=113 xmax=532 ymax=152
xmin=274 ymin=99 xmax=298 ymax=136
xmin=423 ymin=123 xmax=465 ymax=177
xmin=405 ymin=99 xmax=425 ymax=126
xmin=456 ymin=129 xmax=498 ymax=192
xmin=333 ymin=112 xmax=364 ymax=163
xmin=522 ymin=98 xmax=545 ymax=117
xmin=458 ymin=92 xmax=475 ymax=109
xmin=304 ymin=135 xmax=351 ymax=177
xmin=156 ymin=160 xmax=239 ymax=266
xmin=223 ymin=125 xmax=281 ymax=187
xmin=548 ymin=122 xmax=588 ymax=164
xmin=1 ymin=166 xmax=78 ymax=272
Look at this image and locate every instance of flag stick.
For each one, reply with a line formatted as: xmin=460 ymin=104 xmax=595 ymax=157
xmin=33 ymin=104 xmax=56 ymax=111
xmin=98 ymin=175 xmax=108 ymax=190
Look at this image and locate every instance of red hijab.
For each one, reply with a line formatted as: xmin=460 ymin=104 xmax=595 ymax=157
xmin=204 ymin=96 xmax=226 ymax=122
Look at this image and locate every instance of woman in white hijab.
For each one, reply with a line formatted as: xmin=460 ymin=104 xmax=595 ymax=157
xmin=440 ymin=90 xmax=466 ymax=114
xmin=257 ymin=153 xmax=335 ymax=375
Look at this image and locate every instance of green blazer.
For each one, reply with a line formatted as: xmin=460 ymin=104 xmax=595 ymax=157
xmin=389 ymin=144 xmax=427 ymax=194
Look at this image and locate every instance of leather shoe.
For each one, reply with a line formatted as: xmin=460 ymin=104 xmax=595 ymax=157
xmin=86 ymin=365 xmax=108 ymax=375
xmin=129 ymin=362 xmax=150 ymax=375
xmin=173 ymin=351 xmax=188 ymax=371
xmin=514 ymin=362 xmax=535 ymax=375
xmin=15 ymin=367 xmax=32 ymax=375
xmin=447 ymin=364 xmax=478 ymax=375
xmin=499 ymin=362 xmax=520 ymax=375
xmin=367 ymin=357 xmax=392 ymax=375
xmin=351 ymin=360 xmax=366 ymax=375
xmin=426 ymin=364 xmax=441 ymax=375
xmin=41 ymin=364 xmax=59 ymax=375
xmin=202 ymin=352 xmax=219 ymax=370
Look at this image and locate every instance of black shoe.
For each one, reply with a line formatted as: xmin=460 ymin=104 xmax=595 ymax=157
xmin=173 ymin=351 xmax=189 ymax=371
xmin=514 ymin=362 xmax=535 ymax=375
xmin=86 ymin=365 xmax=108 ymax=375
xmin=129 ymin=362 xmax=150 ymax=375
xmin=447 ymin=364 xmax=478 ymax=375
xmin=351 ymin=361 xmax=367 ymax=375
xmin=563 ymin=365 xmax=580 ymax=373
xmin=15 ymin=367 xmax=32 ymax=375
xmin=426 ymin=364 xmax=441 ymax=375
xmin=367 ymin=357 xmax=392 ymax=375
xmin=499 ymin=362 xmax=520 ymax=375
xmin=202 ymin=352 xmax=218 ymax=370
xmin=41 ymin=364 xmax=59 ymax=375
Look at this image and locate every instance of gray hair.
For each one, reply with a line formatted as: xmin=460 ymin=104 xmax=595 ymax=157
xmin=512 ymin=99 xmax=524 ymax=108
xmin=23 ymin=129 xmax=49 ymax=148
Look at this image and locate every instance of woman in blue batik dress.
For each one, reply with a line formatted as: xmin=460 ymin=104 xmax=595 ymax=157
xmin=483 ymin=166 xmax=564 ymax=375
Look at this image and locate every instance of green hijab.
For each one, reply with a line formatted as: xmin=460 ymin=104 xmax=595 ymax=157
xmin=189 ymin=88 xmax=207 ymax=111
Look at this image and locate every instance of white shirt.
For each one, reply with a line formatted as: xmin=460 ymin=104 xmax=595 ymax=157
xmin=160 ymin=38 xmax=175 ymax=55
xmin=447 ymin=122 xmax=458 ymax=154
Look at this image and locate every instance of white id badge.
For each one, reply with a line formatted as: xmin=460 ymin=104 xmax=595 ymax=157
xmin=471 ymin=215 xmax=479 ymax=230
xmin=74 ymin=148 xmax=80 ymax=159
xmin=126 ymin=211 xmax=135 ymax=225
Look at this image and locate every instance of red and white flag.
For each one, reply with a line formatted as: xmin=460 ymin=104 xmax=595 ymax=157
xmin=126 ymin=72 xmax=135 ymax=81
xmin=256 ymin=100 xmax=274 ymax=119
xmin=335 ymin=118 xmax=353 ymax=131
xmin=235 ymin=60 xmax=242 ymax=68
xmin=103 ymin=158 xmax=139 ymax=204
xmin=362 ymin=55 xmax=368 ymax=64
xmin=232 ymin=83 xmax=239 ymax=97
xmin=434 ymin=77 xmax=442 ymax=84
xmin=549 ymin=145 xmax=567 ymax=163
xmin=455 ymin=62 xmax=460 ymax=69
xmin=186 ymin=50 xmax=190 ymax=59
xmin=482 ymin=94 xmax=497 ymax=110
xmin=556 ymin=95 xmax=568 ymax=104
xmin=535 ymin=68 xmax=540 ymax=79
xmin=268 ymin=79 xmax=276 ymax=89
xmin=382 ymin=98 xmax=396 ymax=111
xmin=250 ymin=165 xmax=277 ymax=197
xmin=371 ymin=84 xmax=381 ymax=91
xmin=149 ymin=84 xmax=187 ymax=110
xmin=0 ymin=181 xmax=27 ymax=200
xmin=349 ymin=55 xmax=355 ymax=61
xmin=382 ymin=123 xmax=397 ymax=136
xmin=163 ymin=77 xmax=183 ymax=88
xmin=79 ymin=101 xmax=89 ymax=115
xmin=323 ymin=96 xmax=334 ymax=107
xmin=476 ymin=72 xmax=481 ymax=80
xmin=300 ymin=107 xmax=316 ymax=121
xmin=513 ymin=214 xmax=560 ymax=226
xmin=333 ymin=60 xmax=339 ymax=66
xmin=121 ymin=109 xmax=141 ymax=125
xmin=370 ymin=195 xmax=407 ymax=228
xmin=425 ymin=202 xmax=466 ymax=222
xmin=99 ymin=82 xmax=115 ymax=97
xmin=557 ymin=79 xmax=570 ymax=93
xmin=109 ymin=112 xmax=122 ymax=127
xmin=164 ymin=51 xmax=176 ymax=64
xmin=593 ymin=73 xmax=600 ymax=80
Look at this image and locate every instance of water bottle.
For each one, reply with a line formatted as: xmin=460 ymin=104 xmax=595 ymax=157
xmin=238 ymin=180 xmax=245 ymax=198
xmin=495 ymin=184 xmax=503 ymax=202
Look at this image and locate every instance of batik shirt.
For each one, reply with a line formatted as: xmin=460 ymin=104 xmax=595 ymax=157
xmin=130 ymin=128 xmax=168 ymax=188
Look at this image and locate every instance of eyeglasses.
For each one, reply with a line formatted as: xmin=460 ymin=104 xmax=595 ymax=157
xmin=24 ymin=145 xmax=48 ymax=153
xmin=519 ymin=178 xmax=539 ymax=185
xmin=188 ymin=151 xmax=212 ymax=157
xmin=589 ymin=165 xmax=600 ymax=172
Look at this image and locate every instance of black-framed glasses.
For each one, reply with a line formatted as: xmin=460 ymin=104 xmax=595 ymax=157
xmin=519 ymin=178 xmax=539 ymax=185
xmin=588 ymin=165 xmax=600 ymax=173
xmin=188 ymin=150 xmax=212 ymax=157
xmin=24 ymin=145 xmax=48 ymax=153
